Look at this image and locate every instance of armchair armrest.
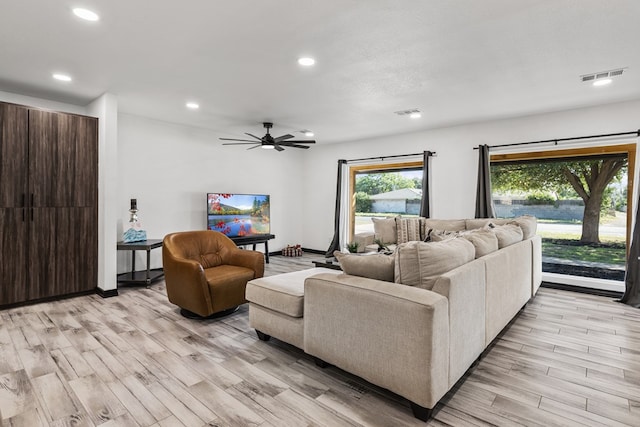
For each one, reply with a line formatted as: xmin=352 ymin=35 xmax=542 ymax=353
xmin=227 ymin=249 xmax=265 ymax=279
xmin=303 ymin=273 xmax=449 ymax=409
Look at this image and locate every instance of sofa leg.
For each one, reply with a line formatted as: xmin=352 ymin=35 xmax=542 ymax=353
xmin=255 ymin=330 xmax=271 ymax=341
xmin=410 ymin=402 xmax=432 ymax=422
xmin=313 ymin=357 xmax=330 ymax=368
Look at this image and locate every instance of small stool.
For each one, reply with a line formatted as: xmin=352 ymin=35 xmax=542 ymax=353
xmin=245 ymin=268 xmax=341 ymax=348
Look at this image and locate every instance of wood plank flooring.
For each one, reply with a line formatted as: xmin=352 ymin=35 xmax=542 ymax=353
xmin=1 ymin=253 xmax=639 ymax=426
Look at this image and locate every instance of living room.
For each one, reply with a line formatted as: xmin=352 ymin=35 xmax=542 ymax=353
xmin=1 ymin=2 xmax=640 ymax=426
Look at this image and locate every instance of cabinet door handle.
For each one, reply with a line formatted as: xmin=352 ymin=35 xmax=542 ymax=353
xmin=21 ymin=193 xmax=26 ymax=207
xmin=30 ymin=193 xmax=34 ymax=207
xmin=31 ymin=208 xmax=34 ymax=221
xmin=22 ymin=208 xmax=26 ymax=222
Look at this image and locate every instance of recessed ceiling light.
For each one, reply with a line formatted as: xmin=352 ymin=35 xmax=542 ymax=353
xmin=409 ymin=112 xmax=422 ymax=119
xmin=593 ymin=78 xmax=612 ymax=87
xmin=186 ymin=102 xmax=199 ymax=109
xmin=298 ymin=57 xmax=315 ymax=66
xmin=73 ymin=8 xmax=99 ymax=21
xmin=304 ymin=131 xmax=314 ymax=137
xmin=52 ymin=73 xmax=72 ymax=82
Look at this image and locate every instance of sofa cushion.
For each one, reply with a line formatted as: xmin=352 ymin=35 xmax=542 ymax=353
xmin=334 ymin=251 xmax=395 ymax=282
xmin=461 ymin=229 xmax=499 ymax=258
xmin=394 ymin=238 xmax=475 ymax=290
xmin=492 ymin=224 xmax=524 ymax=248
xmin=423 ymin=219 xmax=467 ymax=232
xmin=465 ymin=218 xmax=509 ymax=230
xmin=372 ymin=216 xmax=398 ymax=244
xmin=396 ymin=217 xmax=423 ymax=244
xmin=508 ymin=215 xmax=537 ymax=239
xmin=245 ymin=268 xmax=341 ymax=317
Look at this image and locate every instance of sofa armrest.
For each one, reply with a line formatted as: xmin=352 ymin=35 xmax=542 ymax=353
xmin=432 ymin=258 xmax=486 ymax=386
xmin=228 ymin=249 xmax=265 ymax=279
xmin=353 ymin=232 xmax=375 ymax=253
xmin=303 ymin=273 xmax=449 ymax=409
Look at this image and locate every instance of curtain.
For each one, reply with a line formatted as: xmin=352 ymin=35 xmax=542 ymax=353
xmin=419 ymin=151 xmax=432 ymax=218
xmin=475 ymin=144 xmax=496 ymax=218
xmin=620 ymin=192 xmax=640 ymax=307
xmin=326 ymin=159 xmax=347 ymax=257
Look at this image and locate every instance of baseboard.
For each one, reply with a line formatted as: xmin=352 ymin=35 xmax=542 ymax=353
xmin=268 ymin=248 xmax=326 ymax=256
xmin=540 ymin=281 xmax=623 ymax=298
xmin=96 ymin=288 xmax=119 ymax=298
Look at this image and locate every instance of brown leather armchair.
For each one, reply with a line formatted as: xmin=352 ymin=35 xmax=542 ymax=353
xmin=162 ymin=230 xmax=265 ymax=318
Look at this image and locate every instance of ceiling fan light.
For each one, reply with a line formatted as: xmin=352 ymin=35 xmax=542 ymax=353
xmin=304 ymin=131 xmax=314 ymax=137
xmin=261 ymin=145 xmax=275 ymax=150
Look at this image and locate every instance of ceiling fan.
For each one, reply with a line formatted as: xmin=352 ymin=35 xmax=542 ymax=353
xmin=220 ymin=122 xmax=316 ymax=151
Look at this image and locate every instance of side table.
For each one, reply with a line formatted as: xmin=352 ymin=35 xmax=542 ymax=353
xmin=117 ymin=239 xmax=164 ymax=285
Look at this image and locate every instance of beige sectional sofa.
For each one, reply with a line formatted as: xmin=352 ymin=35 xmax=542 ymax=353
xmin=246 ymin=216 xmax=542 ymax=422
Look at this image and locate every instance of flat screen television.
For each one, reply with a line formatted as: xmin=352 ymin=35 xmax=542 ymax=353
xmin=207 ymin=193 xmax=270 ymax=238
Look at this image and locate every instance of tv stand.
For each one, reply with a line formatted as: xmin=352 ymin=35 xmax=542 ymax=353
xmin=230 ymin=234 xmax=275 ymax=264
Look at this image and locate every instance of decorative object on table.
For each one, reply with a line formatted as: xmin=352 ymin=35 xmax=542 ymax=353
xmin=282 ymin=244 xmax=303 ymax=257
xmin=122 ymin=198 xmax=147 ymax=243
xmin=345 ymin=241 xmax=359 ymax=253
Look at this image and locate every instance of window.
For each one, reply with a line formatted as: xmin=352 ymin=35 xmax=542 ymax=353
xmin=490 ymin=144 xmax=635 ymax=282
xmin=349 ymin=161 xmax=423 ymax=238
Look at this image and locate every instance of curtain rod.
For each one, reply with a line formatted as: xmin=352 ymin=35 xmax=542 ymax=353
xmin=473 ymin=129 xmax=640 ymax=150
xmin=346 ymin=151 xmax=435 ymax=163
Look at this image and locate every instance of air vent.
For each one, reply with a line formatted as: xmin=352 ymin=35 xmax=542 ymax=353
xmin=394 ymin=108 xmax=420 ymax=116
xmin=581 ymin=68 xmax=626 ymax=83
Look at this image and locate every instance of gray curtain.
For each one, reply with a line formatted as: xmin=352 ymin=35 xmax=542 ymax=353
xmin=620 ymin=194 xmax=640 ymax=307
xmin=475 ymin=144 xmax=496 ymax=218
xmin=326 ymin=159 xmax=346 ymax=257
xmin=419 ymin=151 xmax=432 ymax=218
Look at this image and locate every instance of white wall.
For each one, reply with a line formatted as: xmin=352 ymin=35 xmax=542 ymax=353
xmin=302 ymin=99 xmax=640 ymax=251
xmin=88 ymin=93 xmax=118 ymax=292
xmin=116 ymin=114 xmax=307 ymax=271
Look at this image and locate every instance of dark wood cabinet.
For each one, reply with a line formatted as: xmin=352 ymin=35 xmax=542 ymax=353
xmin=0 ymin=101 xmax=98 ymax=306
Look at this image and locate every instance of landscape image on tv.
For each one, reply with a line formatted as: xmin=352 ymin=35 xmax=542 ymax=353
xmin=207 ymin=193 xmax=270 ymax=237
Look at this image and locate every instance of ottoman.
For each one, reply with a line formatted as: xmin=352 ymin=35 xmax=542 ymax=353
xmin=245 ymin=267 xmax=341 ymax=348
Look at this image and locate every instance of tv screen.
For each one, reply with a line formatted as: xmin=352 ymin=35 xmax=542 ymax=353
xmin=207 ymin=193 xmax=270 ymax=238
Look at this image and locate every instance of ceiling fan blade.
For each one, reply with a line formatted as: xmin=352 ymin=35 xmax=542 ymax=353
xmin=273 ymin=134 xmax=295 ymax=143
xmin=222 ymin=142 xmax=260 ymax=146
xmin=273 ymin=144 xmax=285 ymax=152
xmin=245 ymin=133 xmax=264 ymax=141
xmin=278 ymin=140 xmax=316 ymax=146
xmin=285 ymin=143 xmax=310 ymax=149
xmin=247 ymin=145 xmax=261 ymax=150
xmin=220 ymin=138 xmax=259 ymax=142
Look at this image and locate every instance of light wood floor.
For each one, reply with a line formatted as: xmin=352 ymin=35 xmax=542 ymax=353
xmin=1 ymin=254 xmax=639 ymax=426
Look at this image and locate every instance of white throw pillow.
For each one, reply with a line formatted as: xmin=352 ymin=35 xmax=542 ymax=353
xmin=372 ymin=217 xmax=398 ymax=244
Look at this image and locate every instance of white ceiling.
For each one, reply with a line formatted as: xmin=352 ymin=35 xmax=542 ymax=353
xmin=1 ymin=1 xmax=639 ymax=144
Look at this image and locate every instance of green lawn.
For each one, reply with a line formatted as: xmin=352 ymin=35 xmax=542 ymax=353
xmin=542 ymin=239 xmax=626 ymax=266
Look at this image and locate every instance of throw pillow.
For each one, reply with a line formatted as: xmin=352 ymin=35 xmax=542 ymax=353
xmin=333 ymin=251 xmax=395 ymax=282
xmin=465 ymin=218 xmax=509 ymax=230
xmin=461 ymin=229 xmax=499 ymax=258
xmin=428 ymin=229 xmax=460 ymax=242
xmin=394 ymin=238 xmax=475 ymax=290
xmin=396 ymin=217 xmax=422 ymax=244
xmin=491 ymin=224 xmax=523 ymax=248
xmin=372 ymin=217 xmax=398 ymax=244
xmin=508 ymin=215 xmax=537 ymax=240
